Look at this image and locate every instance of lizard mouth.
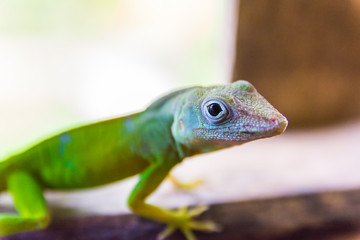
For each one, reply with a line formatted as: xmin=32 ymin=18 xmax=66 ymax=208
xmin=241 ymin=131 xmax=254 ymax=135
xmin=194 ymin=115 xmax=288 ymax=143
xmin=241 ymin=117 xmax=288 ymax=137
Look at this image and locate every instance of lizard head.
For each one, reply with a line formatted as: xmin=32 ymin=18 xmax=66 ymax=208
xmin=171 ymin=80 xmax=288 ymax=155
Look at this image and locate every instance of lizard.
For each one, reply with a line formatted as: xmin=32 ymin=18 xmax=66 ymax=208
xmin=0 ymin=80 xmax=288 ymax=240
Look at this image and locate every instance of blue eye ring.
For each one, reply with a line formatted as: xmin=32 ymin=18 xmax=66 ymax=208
xmin=201 ymin=98 xmax=232 ymax=124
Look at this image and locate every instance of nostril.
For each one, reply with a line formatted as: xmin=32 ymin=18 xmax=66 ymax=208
xmin=279 ymin=118 xmax=289 ymax=132
xmin=272 ymin=116 xmax=288 ymax=135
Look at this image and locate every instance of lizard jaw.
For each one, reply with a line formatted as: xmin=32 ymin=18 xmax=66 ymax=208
xmin=192 ymin=113 xmax=288 ymax=144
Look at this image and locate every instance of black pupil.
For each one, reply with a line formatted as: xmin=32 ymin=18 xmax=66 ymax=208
xmin=208 ymin=103 xmax=222 ymax=116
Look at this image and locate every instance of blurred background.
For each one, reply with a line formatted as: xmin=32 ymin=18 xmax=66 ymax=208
xmin=234 ymin=0 xmax=360 ymax=128
xmin=0 ymin=0 xmax=360 ymax=223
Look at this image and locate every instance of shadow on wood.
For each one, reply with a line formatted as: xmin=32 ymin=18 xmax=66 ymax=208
xmin=4 ymin=189 xmax=360 ymax=240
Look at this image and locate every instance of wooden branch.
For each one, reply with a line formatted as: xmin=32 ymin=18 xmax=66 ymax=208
xmin=4 ymin=189 xmax=360 ymax=240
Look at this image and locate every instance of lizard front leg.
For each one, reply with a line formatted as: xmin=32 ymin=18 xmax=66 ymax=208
xmin=127 ymin=163 xmax=220 ymax=240
xmin=0 ymin=171 xmax=50 ymax=236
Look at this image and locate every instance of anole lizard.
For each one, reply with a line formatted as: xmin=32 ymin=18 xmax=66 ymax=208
xmin=0 ymin=80 xmax=287 ymax=240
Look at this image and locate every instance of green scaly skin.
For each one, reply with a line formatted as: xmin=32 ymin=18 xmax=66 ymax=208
xmin=0 ymin=80 xmax=288 ymax=240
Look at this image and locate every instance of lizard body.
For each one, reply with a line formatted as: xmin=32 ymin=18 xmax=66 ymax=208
xmin=0 ymin=80 xmax=287 ymax=239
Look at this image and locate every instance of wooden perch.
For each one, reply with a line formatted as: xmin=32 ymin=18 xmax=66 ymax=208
xmin=4 ymin=188 xmax=360 ymax=240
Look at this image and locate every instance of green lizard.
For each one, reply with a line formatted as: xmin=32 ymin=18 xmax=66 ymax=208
xmin=0 ymin=80 xmax=287 ymax=240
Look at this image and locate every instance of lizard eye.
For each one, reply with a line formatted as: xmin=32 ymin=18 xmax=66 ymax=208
xmin=208 ymin=103 xmax=222 ymax=117
xmin=202 ymin=98 xmax=231 ymax=124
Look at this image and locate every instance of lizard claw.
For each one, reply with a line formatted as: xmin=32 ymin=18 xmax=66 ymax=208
xmin=187 ymin=205 xmax=208 ymax=217
xmin=168 ymin=175 xmax=203 ymax=190
xmin=158 ymin=225 xmax=176 ymax=240
xmin=157 ymin=205 xmax=221 ymax=240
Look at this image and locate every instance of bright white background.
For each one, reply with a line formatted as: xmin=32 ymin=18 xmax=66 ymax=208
xmin=0 ymin=0 xmax=238 ymax=159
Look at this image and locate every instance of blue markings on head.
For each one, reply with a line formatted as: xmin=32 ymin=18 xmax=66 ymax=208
xmin=59 ymin=132 xmax=72 ymax=157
